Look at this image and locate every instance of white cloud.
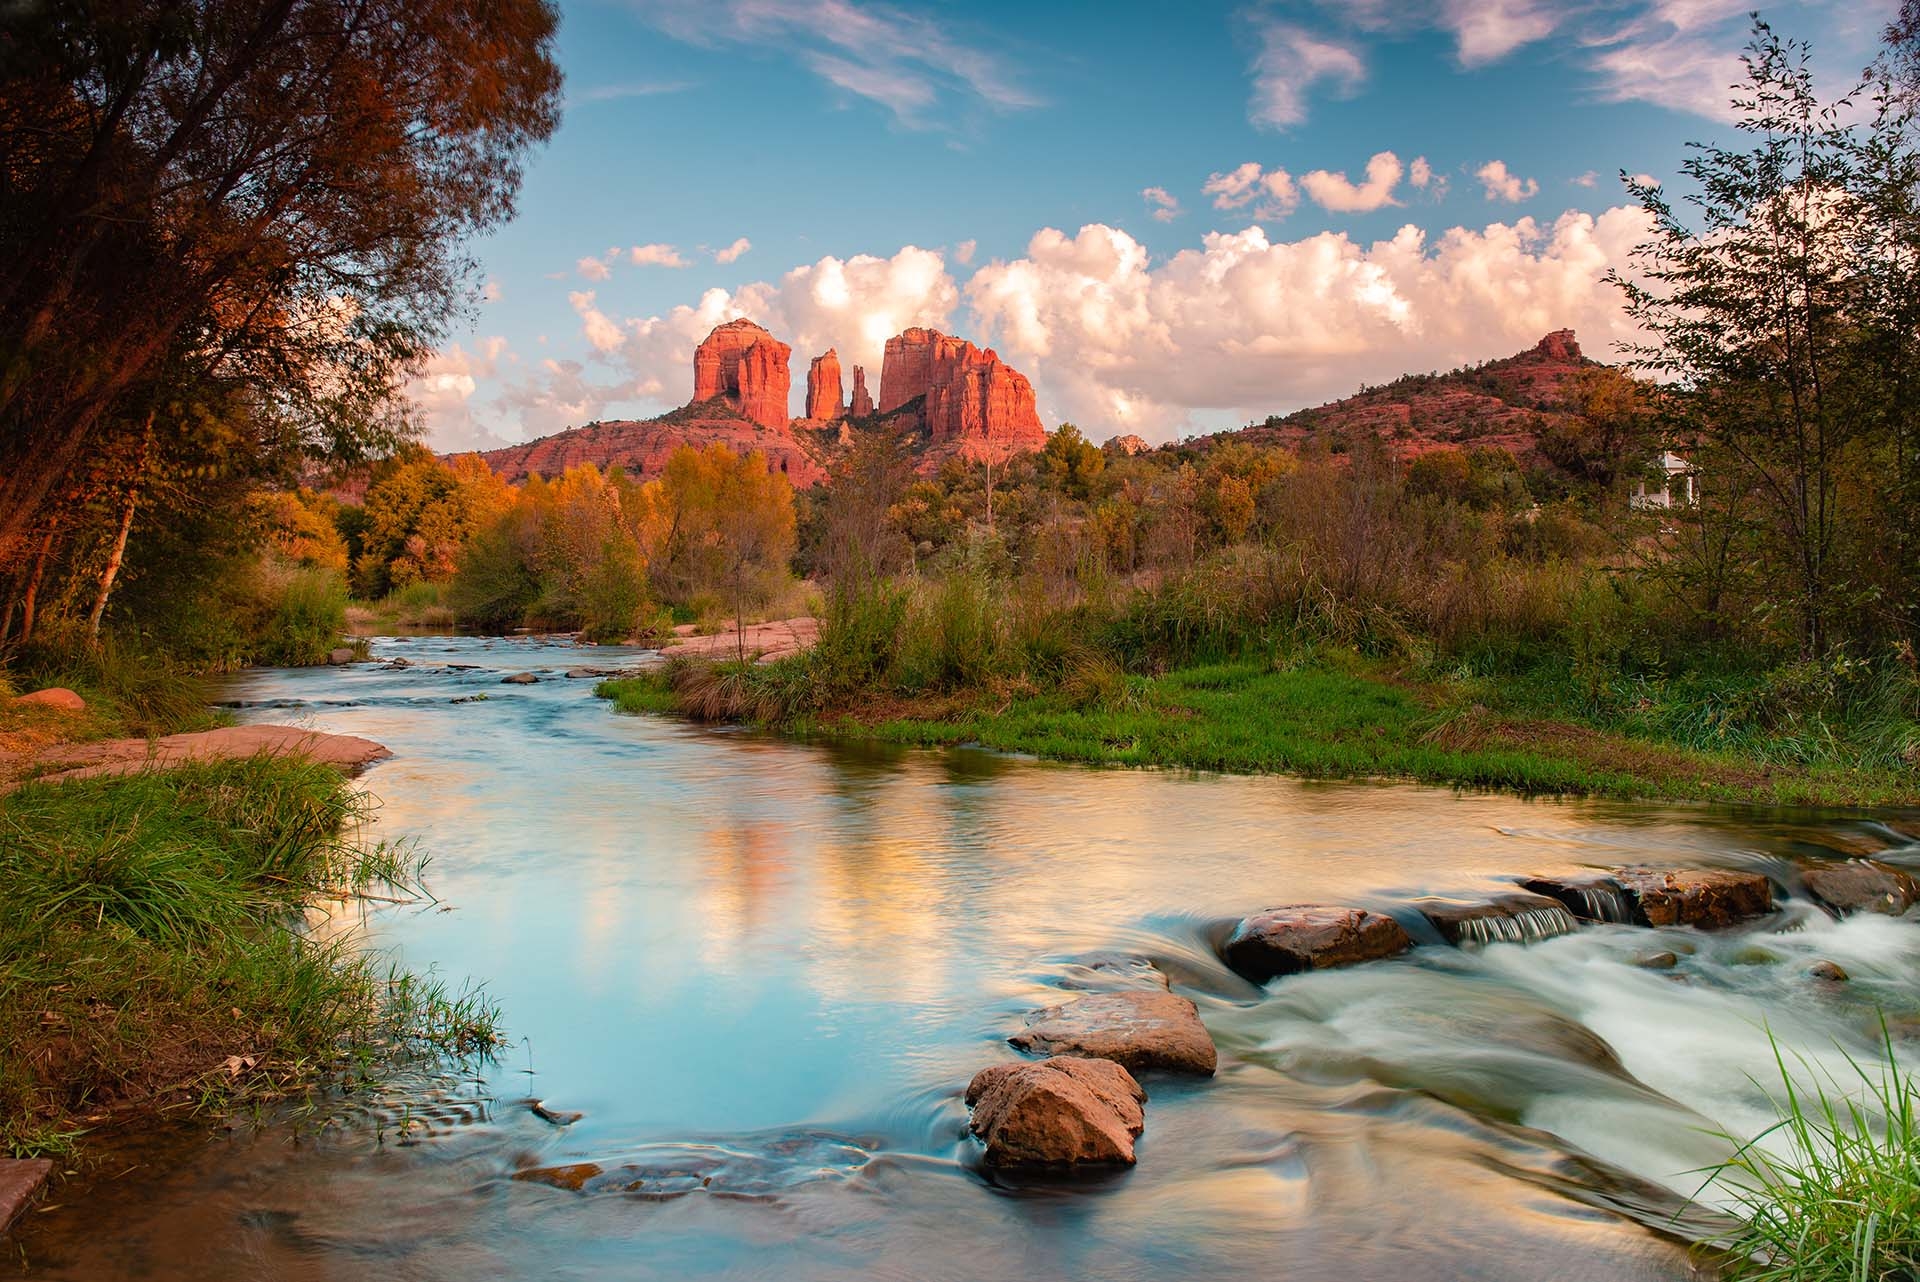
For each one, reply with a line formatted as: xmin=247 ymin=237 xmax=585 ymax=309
xmin=568 ymin=290 xmax=627 ymax=354
xmin=1246 ymin=19 xmax=1365 ymax=129
xmin=630 ymin=243 xmax=689 ymax=268
xmin=714 ymin=237 xmax=752 ymax=264
xmin=1440 ymin=0 xmax=1561 ymax=65
xmin=964 ymin=211 xmax=1651 ymax=435
xmin=1203 ymin=162 xmax=1299 ymax=219
xmin=482 ymin=279 xmax=503 ymax=302
xmin=1301 ymin=151 xmax=1405 ymax=212
xmin=408 ymin=337 xmax=519 ymax=452
xmin=576 ymin=256 xmax=613 ymax=281
xmin=1141 ymin=186 xmax=1182 ymax=223
xmin=1476 ymin=160 xmax=1540 ymax=202
xmin=1409 ymin=156 xmax=1433 ymax=188
xmin=1572 ymin=171 xmax=1600 ymax=188
xmin=954 ymin=239 xmax=977 ymax=265
xmin=624 ymin=0 xmax=1039 ymax=128
xmin=1629 ymin=172 xmax=1660 ymax=187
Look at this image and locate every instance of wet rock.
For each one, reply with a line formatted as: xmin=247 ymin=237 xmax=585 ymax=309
xmin=529 ymin=1100 xmax=584 ymax=1126
xmin=1519 ymin=874 xmax=1638 ymax=924
xmin=326 ymin=647 xmax=354 ymax=665
xmin=1055 ymin=954 xmax=1171 ymax=993
xmin=1417 ymin=893 xmax=1579 ymax=945
xmin=565 ymin=667 xmax=608 ymax=679
xmin=511 ymin=1131 xmax=873 ymax=1199
xmin=1221 ymin=906 xmax=1412 ymax=982
xmin=1632 ymin=950 xmax=1679 ymax=970
xmin=1803 ymin=861 xmax=1920 ymax=917
xmin=1805 ymin=960 xmax=1849 ymax=983
xmin=501 ymin=672 xmax=539 ymax=685
xmin=1611 ymin=867 xmax=1774 ymax=929
xmin=382 ymin=657 xmax=412 ymax=670
xmin=964 ymin=1057 xmax=1146 ymax=1170
xmin=450 ymin=694 xmax=489 ymax=704
xmin=16 ymin=687 xmax=84 ymax=711
xmin=0 ymin=1158 xmax=51 ymax=1235
xmin=1009 ymin=991 xmax=1216 ymax=1076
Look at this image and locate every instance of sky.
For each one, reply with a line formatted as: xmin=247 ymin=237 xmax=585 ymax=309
xmin=413 ymin=0 xmax=1901 ymax=451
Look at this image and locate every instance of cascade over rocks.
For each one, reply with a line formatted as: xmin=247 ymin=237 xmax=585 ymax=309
xmin=1520 ymin=874 xmax=1638 ymax=924
xmin=1803 ymin=861 xmax=1920 ymax=916
xmin=694 ymin=318 xmax=792 ymax=431
xmin=1009 ymin=991 xmax=1217 ymax=1076
xmin=964 ymin=1056 xmax=1146 ymax=1169
xmin=805 ymin=349 xmax=844 ymax=421
xmin=1221 ymin=906 xmax=1412 ymax=982
xmin=1417 ymin=893 xmax=1579 ymax=946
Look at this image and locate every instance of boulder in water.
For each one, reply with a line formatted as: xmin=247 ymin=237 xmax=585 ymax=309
xmin=1632 ymin=950 xmax=1680 ymax=970
xmin=1222 ymin=905 xmax=1412 ymax=982
xmin=1803 ymin=861 xmax=1920 ymax=917
xmin=1611 ymin=867 xmax=1774 ymax=929
xmin=1520 ymin=874 xmax=1638 ymax=924
xmin=1805 ymin=960 xmax=1849 ymax=983
xmin=501 ymin=672 xmax=539 ymax=685
xmin=1417 ymin=893 xmax=1578 ymax=945
xmin=964 ymin=1056 xmax=1146 ymax=1169
xmin=1009 ymin=991 xmax=1216 ymax=1076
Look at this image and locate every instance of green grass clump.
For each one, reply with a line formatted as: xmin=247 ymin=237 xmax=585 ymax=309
xmin=0 ymin=757 xmax=499 ymax=1158
xmin=1706 ymin=1033 xmax=1919 ymax=1281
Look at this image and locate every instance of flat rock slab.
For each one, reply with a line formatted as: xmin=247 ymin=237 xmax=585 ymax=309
xmin=1612 ymin=867 xmax=1773 ymax=929
xmin=19 ymin=724 xmax=391 ymax=787
xmin=667 ymin=617 xmax=820 ymax=664
xmin=965 ymin=1056 xmax=1146 ymax=1169
xmin=1222 ymin=905 xmax=1412 ymax=982
xmin=1804 ymin=861 xmax=1920 ymax=916
xmin=0 ymin=1159 xmax=52 ymax=1236
xmin=1417 ymin=893 xmax=1579 ymax=945
xmin=1010 ymin=991 xmax=1216 ymax=1075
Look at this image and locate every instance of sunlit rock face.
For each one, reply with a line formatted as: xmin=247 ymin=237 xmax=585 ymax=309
xmin=847 ymin=365 xmax=875 ymax=418
xmin=693 ymin=318 xmax=791 ymax=431
xmin=878 ymin=326 xmax=1045 ymax=463
xmin=805 ymin=349 xmax=844 ymax=422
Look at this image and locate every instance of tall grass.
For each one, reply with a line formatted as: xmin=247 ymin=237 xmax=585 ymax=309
xmin=0 ymin=758 xmax=500 ymax=1157
xmin=1705 ymin=1032 xmax=1919 ymax=1281
xmin=11 ymin=631 xmax=223 ymax=737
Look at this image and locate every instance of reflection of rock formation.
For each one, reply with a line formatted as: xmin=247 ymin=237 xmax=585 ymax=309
xmin=806 ymin=349 xmax=844 ymax=421
xmin=848 ymin=365 xmax=875 ymax=418
xmin=693 ymin=318 xmax=791 ymax=431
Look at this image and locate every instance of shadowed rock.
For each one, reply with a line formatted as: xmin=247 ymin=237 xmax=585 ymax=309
xmin=1010 ymin=991 xmax=1216 ymax=1075
xmin=965 ymin=1056 xmax=1146 ymax=1169
xmin=1611 ymin=867 xmax=1773 ymax=929
xmin=1804 ymin=861 xmax=1920 ymax=916
xmin=1417 ymin=893 xmax=1579 ymax=945
xmin=1222 ymin=906 xmax=1412 ymax=982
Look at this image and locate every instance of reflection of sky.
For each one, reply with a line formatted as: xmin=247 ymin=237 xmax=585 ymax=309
xmin=224 ymin=636 xmax=1919 ymax=1190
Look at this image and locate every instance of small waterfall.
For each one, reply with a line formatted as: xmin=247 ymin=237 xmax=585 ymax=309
xmin=1457 ymin=903 xmax=1580 ymax=945
xmin=1573 ymin=885 xmax=1636 ymax=924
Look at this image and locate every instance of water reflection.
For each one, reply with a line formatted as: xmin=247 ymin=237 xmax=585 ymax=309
xmin=16 ymin=634 xmax=1919 ymax=1281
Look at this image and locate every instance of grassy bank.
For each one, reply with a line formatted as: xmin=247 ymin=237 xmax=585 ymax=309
xmin=0 ymin=757 xmax=497 ymax=1159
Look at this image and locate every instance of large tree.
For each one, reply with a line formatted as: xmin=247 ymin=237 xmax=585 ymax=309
xmin=0 ymin=0 xmax=563 ymax=565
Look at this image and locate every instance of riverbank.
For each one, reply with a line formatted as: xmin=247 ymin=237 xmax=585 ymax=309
xmin=599 ymin=649 xmax=1919 ymax=808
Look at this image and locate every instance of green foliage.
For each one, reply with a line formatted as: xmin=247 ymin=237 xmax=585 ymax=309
xmin=258 ymin=568 xmax=350 ymax=666
xmin=1705 ymin=1032 xmax=1919 ymax=1281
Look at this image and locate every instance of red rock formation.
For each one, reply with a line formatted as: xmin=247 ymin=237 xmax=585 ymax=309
xmin=878 ymin=327 xmax=1044 ymax=461
xmin=848 ymin=366 xmax=874 ymax=418
xmin=806 ymin=349 xmax=844 ymax=421
xmin=693 ymin=318 xmax=791 ymax=431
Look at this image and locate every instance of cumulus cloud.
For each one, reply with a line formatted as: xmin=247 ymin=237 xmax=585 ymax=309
xmin=1203 ymin=162 xmax=1300 ymax=219
xmin=630 ymin=243 xmax=689 ymax=268
xmin=1245 ymin=19 xmax=1365 ymax=129
xmin=624 ymin=0 xmax=1039 ymax=128
xmin=1141 ymin=186 xmax=1183 ymax=223
xmin=1301 ymin=151 xmax=1405 ymax=212
xmin=408 ymin=337 xmax=519 ymax=452
xmin=1476 ymin=160 xmax=1540 ymax=202
xmin=963 ymin=211 xmax=1651 ymax=435
xmin=1409 ymin=156 xmax=1433 ymax=188
xmin=576 ymin=256 xmax=613 ymax=281
xmin=1629 ymin=172 xmax=1661 ymax=188
xmin=714 ymin=237 xmax=752 ymax=264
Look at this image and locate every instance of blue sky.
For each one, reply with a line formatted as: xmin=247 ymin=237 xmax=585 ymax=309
xmin=415 ymin=0 xmax=1900 ymax=449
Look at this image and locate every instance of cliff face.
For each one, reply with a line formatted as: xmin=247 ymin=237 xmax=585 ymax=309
xmin=848 ymin=366 xmax=875 ymax=418
xmin=806 ymin=349 xmax=844 ymax=421
xmin=693 ymin=318 xmax=791 ymax=431
xmin=878 ymin=327 xmax=1045 ymax=461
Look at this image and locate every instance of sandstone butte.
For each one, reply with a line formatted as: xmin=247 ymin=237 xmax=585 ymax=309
xmin=469 ymin=319 xmax=1049 ymax=489
xmin=806 ymin=348 xmax=844 ymax=421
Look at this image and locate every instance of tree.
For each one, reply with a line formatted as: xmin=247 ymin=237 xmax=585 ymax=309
xmin=0 ymin=0 xmax=563 ymax=565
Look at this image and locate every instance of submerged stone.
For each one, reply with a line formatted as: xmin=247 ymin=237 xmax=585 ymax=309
xmin=510 ymin=1131 xmax=874 ymax=1199
xmin=1417 ymin=893 xmax=1579 ymax=946
xmin=1222 ymin=906 xmax=1412 ymax=982
xmin=1803 ymin=861 xmax=1920 ymax=917
xmin=1805 ymin=960 xmax=1849 ymax=983
xmin=1632 ymin=950 xmax=1679 ymax=970
xmin=1054 ymin=953 xmax=1171 ymax=993
xmin=1010 ymin=990 xmax=1216 ymax=1076
xmin=965 ymin=1056 xmax=1146 ymax=1169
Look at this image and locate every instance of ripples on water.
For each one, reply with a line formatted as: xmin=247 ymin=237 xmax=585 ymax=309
xmin=17 ymin=634 xmax=1919 ymax=1281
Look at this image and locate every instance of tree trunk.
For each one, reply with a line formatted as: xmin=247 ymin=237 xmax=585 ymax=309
xmin=87 ymin=487 xmax=139 ymax=639
xmin=18 ymin=530 xmax=54 ymax=644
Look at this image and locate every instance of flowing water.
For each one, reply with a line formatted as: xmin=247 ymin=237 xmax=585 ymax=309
xmin=14 ymin=635 xmax=1920 ymax=1281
